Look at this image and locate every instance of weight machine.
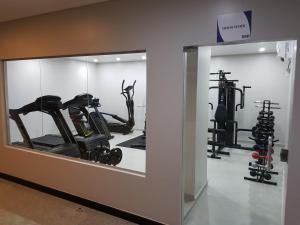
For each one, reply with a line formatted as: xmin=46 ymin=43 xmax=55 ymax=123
xmin=208 ymin=70 xmax=251 ymax=159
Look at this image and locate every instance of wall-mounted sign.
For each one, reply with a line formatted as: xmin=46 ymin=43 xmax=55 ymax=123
xmin=217 ymin=11 xmax=252 ymax=43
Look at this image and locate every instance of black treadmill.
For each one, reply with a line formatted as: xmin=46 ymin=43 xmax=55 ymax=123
xmin=62 ymin=93 xmax=113 ymax=140
xmin=10 ymin=95 xmax=122 ymax=165
xmin=9 ymin=95 xmax=80 ymax=157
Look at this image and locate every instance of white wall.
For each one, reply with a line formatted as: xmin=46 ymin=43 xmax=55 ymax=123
xmin=6 ymin=60 xmax=43 ymax=142
xmin=183 ymin=47 xmax=210 ymax=213
xmin=183 ymin=50 xmax=198 ymax=199
xmin=209 ymin=53 xmax=291 ymax=146
xmin=195 ymin=47 xmax=210 ymax=196
xmin=94 ymin=61 xmax=146 ymax=130
xmin=7 ymin=58 xmax=92 ymax=141
xmin=7 ymin=58 xmax=146 ymax=143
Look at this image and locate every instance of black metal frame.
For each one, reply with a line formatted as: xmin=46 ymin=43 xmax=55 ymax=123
xmin=244 ymin=100 xmax=280 ymax=185
xmin=208 ymin=70 xmax=251 ymax=153
xmin=62 ymin=94 xmax=113 ymax=140
xmin=101 ymin=80 xmax=136 ymax=135
xmin=207 ymin=119 xmax=229 ymax=159
xmin=9 ymin=96 xmax=78 ymax=154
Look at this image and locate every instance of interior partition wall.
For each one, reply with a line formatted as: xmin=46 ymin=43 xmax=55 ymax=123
xmin=0 ymin=1 xmax=300 ymax=225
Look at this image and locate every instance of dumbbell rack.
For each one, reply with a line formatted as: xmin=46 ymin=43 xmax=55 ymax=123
xmin=244 ymin=100 xmax=280 ymax=185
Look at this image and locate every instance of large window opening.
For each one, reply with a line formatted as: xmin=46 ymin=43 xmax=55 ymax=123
xmin=5 ymin=52 xmax=147 ymax=174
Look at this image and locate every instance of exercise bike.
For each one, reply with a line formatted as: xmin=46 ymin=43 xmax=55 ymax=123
xmin=101 ymin=80 xmax=136 ymax=135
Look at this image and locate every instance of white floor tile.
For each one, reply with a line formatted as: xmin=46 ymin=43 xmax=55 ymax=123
xmin=184 ymin=147 xmax=286 ymax=225
xmin=110 ymin=130 xmax=146 ymax=173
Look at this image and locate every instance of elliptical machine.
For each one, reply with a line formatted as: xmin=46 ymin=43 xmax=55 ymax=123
xmin=101 ymin=80 xmax=136 ymax=134
xmin=208 ymin=70 xmax=251 ymax=159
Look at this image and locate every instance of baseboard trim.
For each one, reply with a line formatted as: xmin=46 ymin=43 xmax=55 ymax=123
xmin=184 ymin=181 xmax=207 ymax=218
xmin=0 ymin=172 xmax=163 ymax=225
xmin=194 ymin=182 xmax=207 ymax=200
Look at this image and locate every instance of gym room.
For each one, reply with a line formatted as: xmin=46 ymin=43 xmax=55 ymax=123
xmin=5 ymin=52 xmax=147 ymax=173
xmin=183 ymin=40 xmax=297 ymax=225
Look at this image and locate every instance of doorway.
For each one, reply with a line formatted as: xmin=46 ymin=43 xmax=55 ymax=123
xmin=183 ymin=40 xmax=297 ymax=225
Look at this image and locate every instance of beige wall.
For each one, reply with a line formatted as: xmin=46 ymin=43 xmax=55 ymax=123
xmin=0 ymin=1 xmax=299 ymax=224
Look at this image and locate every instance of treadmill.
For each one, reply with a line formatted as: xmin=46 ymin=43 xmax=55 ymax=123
xmin=10 ymin=95 xmax=122 ymax=165
xmin=9 ymin=95 xmax=80 ymax=157
xmin=62 ymin=93 xmax=113 ymax=140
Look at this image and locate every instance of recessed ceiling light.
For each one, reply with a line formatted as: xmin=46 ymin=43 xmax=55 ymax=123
xmin=93 ymin=59 xmax=99 ymax=62
xmin=259 ymin=47 xmax=266 ymax=52
xmin=116 ymin=57 xmax=121 ymax=61
xmin=142 ymin=55 xmax=147 ymax=60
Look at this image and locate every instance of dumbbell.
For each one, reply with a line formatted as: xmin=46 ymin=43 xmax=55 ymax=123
xmin=256 ymin=127 xmax=274 ymax=131
xmin=255 ymin=139 xmax=268 ymax=146
xmin=257 ymin=121 xmax=275 ymax=126
xmin=264 ymin=173 xmax=272 ymax=180
xmin=257 ymin=115 xmax=275 ymax=120
xmin=256 ymin=123 xmax=275 ymax=128
xmin=252 ymin=126 xmax=258 ymax=137
xmin=257 ymin=121 xmax=274 ymax=125
xmin=255 ymin=132 xmax=274 ymax=137
xmin=255 ymin=134 xmax=271 ymax=139
xmin=252 ymin=151 xmax=272 ymax=161
xmin=252 ymin=144 xmax=263 ymax=151
xmin=250 ymin=170 xmax=257 ymax=177
xmin=255 ymin=127 xmax=274 ymax=132
xmin=254 ymin=132 xmax=274 ymax=137
xmin=257 ymin=119 xmax=274 ymax=123
xmin=257 ymin=118 xmax=275 ymax=123
xmin=259 ymin=111 xmax=273 ymax=116
xmin=252 ymin=151 xmax=260 ymax=160
xmin=253 ymin=146 xmax=268 ymax=152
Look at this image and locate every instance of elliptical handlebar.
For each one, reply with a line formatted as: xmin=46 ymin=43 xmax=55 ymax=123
xmin=121 ymin=80 xmax=125 ymax=93
xmin=62 ymin=94 xmax=93 ymax=110
xmin=121 ymin=80 xmax=136 ymax=100
xmin=210 ymin=70 xmax=231 ymax=75
xmin=132 ymin=80 xmax=136 ymax=98
xmin=89 ymin=98 xmax=101 ymax=108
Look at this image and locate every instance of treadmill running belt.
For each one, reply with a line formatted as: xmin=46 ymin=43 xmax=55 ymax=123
xmin=32 ymin=134 xmax=64 ymax=148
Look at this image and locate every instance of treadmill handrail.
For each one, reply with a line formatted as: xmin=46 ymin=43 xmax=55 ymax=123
xmin=62 ymin=94 xmax=93 ymax=110
xmin=12 ymin=95 xmax=63 ymax=115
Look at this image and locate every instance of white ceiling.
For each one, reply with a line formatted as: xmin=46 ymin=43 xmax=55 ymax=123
xmin=66 ymin=42 xmax=277 ymax=64
xmin=0 ymin=0 xmax=109 ymax=22
xmin=68 ymin=53 xmax=147 ymax=63
xmin=211 ymin=42 xmax=277 ymax=56
xmin=65 ymin=42 xmax=277 ymax=64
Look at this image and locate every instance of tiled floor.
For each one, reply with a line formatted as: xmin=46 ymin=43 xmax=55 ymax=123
xmin=184 ymin=147 xmax=286 ymax=225
xmin=0 ymin=178 xmax=136 ymax=225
